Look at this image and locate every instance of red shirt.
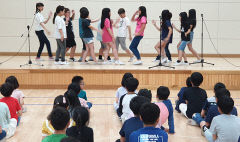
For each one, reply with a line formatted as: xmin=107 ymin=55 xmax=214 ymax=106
xmin=0 ymin=97 xmax=21 ymax=122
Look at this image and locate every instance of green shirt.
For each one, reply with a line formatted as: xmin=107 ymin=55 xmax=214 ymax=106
xmin=78 ymin=90 xmax=87 ymax=101
xmin=42 ymin=134 xmax=67 ymax=142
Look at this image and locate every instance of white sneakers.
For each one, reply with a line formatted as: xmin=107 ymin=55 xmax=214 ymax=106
xmin=193 ymin=59 xmax=203 ymax=63
xmin=54 ymin=61 xmax=69 ymax=65
xmin=133 ymin=60 xmax=143 ymax=65
xmin=115 ymin=60 xmax=125 ymax=65
xmin=128 ymin=56 xmax=135 ymax=62
xmin=173 ymin=61 xmax=189 ymax=66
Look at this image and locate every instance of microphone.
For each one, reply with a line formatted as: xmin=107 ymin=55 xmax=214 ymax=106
xmin=27 ymin=25 xmax=30 ymax=30
xmin=201 ymin=14 xmax=203 ymax=17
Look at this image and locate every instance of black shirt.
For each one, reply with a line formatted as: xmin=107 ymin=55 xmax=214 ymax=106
xmin=189 ymin=19 xmax=196 ymax=32
xmin=81 ymin=18 xmax=94 ymax=38
xmin=64 ymin=18 xmax=75 ymax=39
xmin=183 ymin=87 xmax=207 ymax=118
xmin=180 ymin=22 xmax=190 ymax=41
xmin=66 ymin=126 xmax=94 ymax=142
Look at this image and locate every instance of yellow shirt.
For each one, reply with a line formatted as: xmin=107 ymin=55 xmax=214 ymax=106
xmin=42 ymin=119 xmax=76 ymax=136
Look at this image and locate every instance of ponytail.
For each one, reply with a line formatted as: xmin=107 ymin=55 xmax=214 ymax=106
xmin=53 ymin=5 xmax=65 ymax=24
xmin=36 ymin=2 xmax=44 ymax=14
xmin=53 ymin=12 xmax=57 ymax=24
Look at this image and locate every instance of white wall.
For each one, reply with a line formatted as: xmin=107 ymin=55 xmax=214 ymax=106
xmin=0 ymin=0 xmax=239 ymax=55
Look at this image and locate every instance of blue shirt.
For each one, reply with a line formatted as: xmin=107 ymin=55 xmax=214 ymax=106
xmin=162 ymin=100 xmax=175 ymax=133
xmin=130 ymin=127 xmax=168 ymax=142
xmin=205 ymin=105 xmax=238 ymax=124
xmin=119 ymin=117 xmax=143 ymax=142
xmin=78 ymin=90 xmax=87 ymax=101
xmin=175 ymin=87 xmax=188 ymax=112
xmin=162 ymin=20 xmax=173 ymax=43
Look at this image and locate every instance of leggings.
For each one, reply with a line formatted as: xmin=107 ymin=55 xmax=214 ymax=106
xmin=35 ymin=30 xmax=53 ymax=58
xmin=129 ymin=36 xmax=143 ymax=60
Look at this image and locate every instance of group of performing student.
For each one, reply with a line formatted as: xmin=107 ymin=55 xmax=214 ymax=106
xmin=35 ymin=2 xmax=202 ymax=65
xmin=0 ymin=72 xmax=240 ymax=142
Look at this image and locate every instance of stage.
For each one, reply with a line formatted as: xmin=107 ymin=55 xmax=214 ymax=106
xmin=0 ymin=56 xmax=240 ymax=90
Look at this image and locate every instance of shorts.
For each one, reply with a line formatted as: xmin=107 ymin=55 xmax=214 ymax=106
xmin=66 ymin=37 xmax=76 ymax=48
xmin=179 ymin=40 xmax=190 ymax=51
xmin=100 ymin=41 xmax=107 ymax=49
xmin=189 ymin=32 xmax=194 ymax=44
xmin=115 ymin=37 xmax=127 ymax=51
xmin=83 ymin=37 xmax=94 ymax=44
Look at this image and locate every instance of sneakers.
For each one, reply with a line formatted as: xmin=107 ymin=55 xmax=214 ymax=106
xmin=35 ymin=57 xmax=44 ymax=61
xmin=49 ymin=57 xmax=54 ymax=61
xmin=173 ymin=60 xmax=182 ymax=66
xmin=98 ymin=58 xmax=104 ymax=62
xmin=161 ymin=57 xmax=168 ymax=63
xmin=183 ymin=61 xmax=189 ymax=65
xmin=152 ymin=59 xmax=160 ymax=62
xmin=60 ymin=61 xmax=69 ymax=65
xmin=78 ymin=58 xmax=88 ymax=62
xmin=88 ymin=57 xmax=94 ymax=61
xmin=102 ymin=61 xmax=112 ymax=65
xmin=54 ymin=61 xmax=61 ymax=65
xmin=69 ymin=58 xmax=76 ymax=62
xmin=115 ymin=60 xmax=125 ymax=65
xmin=128 ymin=56 xmax=135 ymax=62
xmin=193 ymin=59 xmax=204 ymax=63
xmin=133 ymin=60 xmax=143 ymax=65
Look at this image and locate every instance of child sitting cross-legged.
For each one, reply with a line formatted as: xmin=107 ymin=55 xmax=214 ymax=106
xmin=129 ymin=103 xmax=168 ymax=142
xmin=42 ymin=107 xmax=70 ymax=142
xmin=155 ymin=86 xmax=175 ymax=134
xmin=116 ymin=96 xmax=150 ymax=142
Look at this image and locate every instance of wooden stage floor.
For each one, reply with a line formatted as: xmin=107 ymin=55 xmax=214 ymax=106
xmin=0 ymin=56 xmax=240 ymax=90
xmin=7 ymin=89 xmax=240 ymax=142
xmin=0 ymin=56 xmax=240 ymax=71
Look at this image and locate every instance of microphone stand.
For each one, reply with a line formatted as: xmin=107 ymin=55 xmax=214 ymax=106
xmin=189 ymin=14 xmax=214 ymax=67
xmin=149 ymin=16 xmax=175 ymax=69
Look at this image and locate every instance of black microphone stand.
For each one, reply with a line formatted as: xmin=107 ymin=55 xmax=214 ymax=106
xmin=149 ymin=16 xmax=175 ymax=69
xmin=189 ymin=14 xmax=214 ymax=67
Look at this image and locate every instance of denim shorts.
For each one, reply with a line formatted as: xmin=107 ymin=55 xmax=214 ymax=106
xmin=189 ymin=32 xmax=194 ymax=44
xmin=179 ymin=40 xmax=190 ymax=51
xmin=83 ymin=37 xmax=94 ymax=44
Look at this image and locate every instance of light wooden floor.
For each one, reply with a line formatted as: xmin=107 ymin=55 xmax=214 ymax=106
xmin=7 ymin=89 xmax=240 ymax=142
xmin=0 ymin=56 xmax=240 ymax=71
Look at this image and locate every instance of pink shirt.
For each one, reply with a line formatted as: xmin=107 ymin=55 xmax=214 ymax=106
xmin=102 ymin=18 xmax=113 ymax=43
xmin=135 ymin=16 xmax=147 ymax=36
xmin=155 ymin=102 xmax=169 ymax=128
xmin=11 ymin=89 xmax=24 ymax=103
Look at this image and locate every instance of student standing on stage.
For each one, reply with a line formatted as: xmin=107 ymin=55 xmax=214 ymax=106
xmin=129 ymin=6 xmax=147 ymax=65
xmin=113 ymin=8 xmax=134 ymax=62
xmin=101 ymin=8 xmax=124 ymax=65
xmin=35 ymin=2 xmax=53 ymax=61
xmin=152 ymin=10 xmax=173 ymax=64
xmin=187 ymin=9 xmax=201 ymax=63
xmin=53 ymin=5 xmax=68 ymax=65
xmin=172 ymin=12 xmax=191 ymax=66
xmin=64 ymin=8 xmax=76 ymax=62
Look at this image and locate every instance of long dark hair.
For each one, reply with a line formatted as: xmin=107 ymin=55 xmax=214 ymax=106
xmin=138 ymin=6 xmax=147 ymax=20
xmin=101 ymin=8 xmax=111 ymax=29
xmin=161 ymin=10 xmax=170 ymax=29
xmin=188 ymin=9 xmax=196 ymax=30
xmin=53 ymin=5 xmax=65 ymax=24
xmin=179 ymin=12 xmax=188 ymax=28
xmin=36 ymin=2 xmax=44 ymax=13
xmin=64 ymin=89 xmax=81 ymax=111
xmin=73 ymin=106 xmax=89 ymax=130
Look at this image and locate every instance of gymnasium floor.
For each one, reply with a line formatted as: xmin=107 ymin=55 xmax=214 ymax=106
xmin=7 ymin=89 xmax=240 ymax=142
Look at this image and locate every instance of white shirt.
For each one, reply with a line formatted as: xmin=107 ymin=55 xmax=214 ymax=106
xmin=35 ymin=12 xmax=44 ymax=31
xmin=117 ymin=17 xmax=130 ymax=37
xmin=121 ymin=93 xmax=137 ymax=123
xmin=55 ymin=15 xmax=67 ymax=39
